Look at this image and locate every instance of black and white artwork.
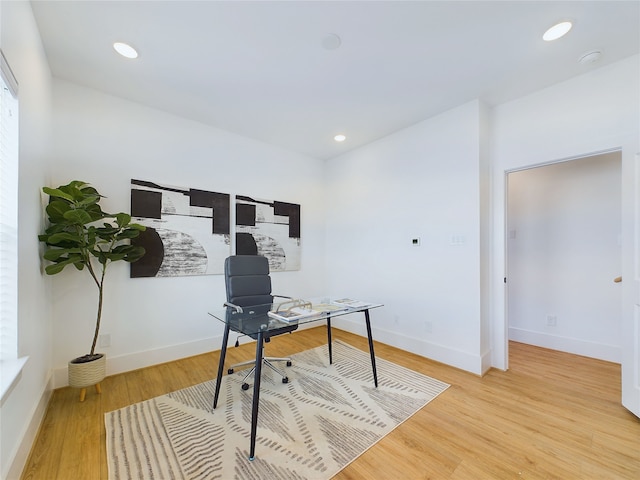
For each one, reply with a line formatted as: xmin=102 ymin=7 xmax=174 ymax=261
xmin=130 ymin=180 xmax=231 ymax=277
xmin=236 ymin=195 xmax=301 ymax=271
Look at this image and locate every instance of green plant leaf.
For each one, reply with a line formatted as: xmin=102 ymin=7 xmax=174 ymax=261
xmin=43 ymin=248 xmax=82 ymax=261
xmin=116 ymin=229 xmax=141 ymax=240
xmin=96 ymin=252 xmax=110 ymax=264
xmin=67 ymin=180 xmax=90 ymax=190
xmin=44 ymin=256 xmax=84 ymax=275
xmin=46 ymin=200 xmax=72 ymax=222
xmin=60 ymin=184 xmax=87 ymax=202
xmin=106 ymin=252 xmax=127 ymax=262
xmin=125 ymin=246 xmax=146 ymax=262
xmin=43 ymin=187 xmax=74 ymax=202
xmin=115 ymin=213 xmax=131 ymax=227
xmin=85 ymin=203 xmax=106 ymax=221
xmin=45 ymin=226 xmax=67 ymax=236
xmin=44 ymin=263 xmax=67 ymax=275
xmin=86 ymin=227 xmax=97 ymax=242
xmin=95 ymin=226 xmax=120 ymax=239
xmin=112 ymin=244 xmax=133 ymax=254
xmin=63 ymin=209 xmax=93 ymax=225
xmin=47 ymin=232 xmax=83 ymax=244
xmin=80 ymin=185 xmax=100 ymax=195
xmin=77 ymin=194 xmax=101 ymax=207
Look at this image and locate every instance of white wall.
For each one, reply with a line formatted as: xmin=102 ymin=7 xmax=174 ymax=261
xmin=49 ymin=79 xmax=327 ymax=386
xmin=0 ymin=2 xmax=54 ymax=479
xmin=325 ymin=100 xmax=488 ymax=374
xmin=507 ymin=153 xmax=622 ymax=361
xmin=491 ymin=55 xmax=640 ymax=369
xmin=324 ymin=56 xmax=639 ymax=376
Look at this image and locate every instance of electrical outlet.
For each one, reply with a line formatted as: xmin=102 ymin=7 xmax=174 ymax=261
xmin=450 ymin=234 xmax=466 ymax=246
xmin=546 ymin=315 xmax=557 ymax=327
xmin=99 ymin=333 xmax=111 ymax=348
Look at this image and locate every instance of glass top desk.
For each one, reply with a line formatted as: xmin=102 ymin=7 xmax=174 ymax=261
xmin=208 ymin=298 xmax=383 ymax=460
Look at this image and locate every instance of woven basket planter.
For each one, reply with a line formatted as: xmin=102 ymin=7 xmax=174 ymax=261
xmin=68 ymin=353 xmax=106 ymax=388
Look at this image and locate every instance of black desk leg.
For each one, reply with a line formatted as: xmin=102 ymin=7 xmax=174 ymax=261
xmin=364 ymin=309 xmax=378 ymax=388
xmin=213 ymin=322 xmax=230 ymax=410
xmin=327 ymin=317 xmax=333 ymax=364
xmin=249 ymin=328 xmax=265 ymax=461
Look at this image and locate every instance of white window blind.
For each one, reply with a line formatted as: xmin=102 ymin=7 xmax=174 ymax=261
xmin=0 ymin=49 xmax=19 ymax=364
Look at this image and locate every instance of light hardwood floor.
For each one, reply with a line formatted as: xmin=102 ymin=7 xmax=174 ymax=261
xmin=21 ymin=327 xmax=640 ymax=479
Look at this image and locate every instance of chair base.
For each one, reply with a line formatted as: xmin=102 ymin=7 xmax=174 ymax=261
xmin=228 ymin=357 xmax=292 ymax=390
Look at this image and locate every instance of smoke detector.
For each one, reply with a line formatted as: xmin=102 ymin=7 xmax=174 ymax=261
xmin=578 ymin=50 xmax=602 ymax=65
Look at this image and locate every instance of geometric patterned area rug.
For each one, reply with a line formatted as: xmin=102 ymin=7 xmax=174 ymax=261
xmin=105 ymin=340 xmax=449 ymax=480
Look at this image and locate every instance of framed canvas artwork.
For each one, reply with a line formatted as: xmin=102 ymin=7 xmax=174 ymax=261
xmin=129 ymin=179 xmax=231 ymax=277
xmin=235 ymin=195 xmax=301 ymax=271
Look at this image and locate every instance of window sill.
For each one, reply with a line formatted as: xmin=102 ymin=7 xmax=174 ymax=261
xmin=1 ymin=356 xmax=29 ymax=405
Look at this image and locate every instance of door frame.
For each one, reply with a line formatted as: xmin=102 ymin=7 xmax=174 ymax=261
xmin=493 ymin=144 xmax=638 ymax=417
xmin=503 ymin=150 xmax=622 ymax=362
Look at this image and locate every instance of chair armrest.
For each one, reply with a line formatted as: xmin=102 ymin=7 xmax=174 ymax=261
xmin=224 ymin=302 xmax=244 ymax=313
xmin=273 ymin=294 xmax=293 ymax=300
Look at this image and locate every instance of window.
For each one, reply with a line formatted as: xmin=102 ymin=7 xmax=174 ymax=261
xmin=0 ymin=49 xmax=23 ymax=400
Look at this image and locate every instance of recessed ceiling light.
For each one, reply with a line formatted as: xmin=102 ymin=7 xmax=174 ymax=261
xmin=543 ymin=21 xmax=572 ymax=41
xmin=113 ymin=42 xmax=138 ymax=59
xmin=334 ymin=134 xmax=346 ymax=142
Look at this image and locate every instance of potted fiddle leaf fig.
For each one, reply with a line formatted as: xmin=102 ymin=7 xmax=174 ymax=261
xmin=39 ymin=181 xmax=146 ymax=398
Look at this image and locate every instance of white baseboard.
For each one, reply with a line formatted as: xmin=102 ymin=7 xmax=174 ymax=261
xmin=480 ymin=348 xmax=494 ymax=374
xmin=53 ymin=336 xmax=225 ymax=389
xmin=6 ymin=374 xmax=53 ymax=480
xmin=508 ymin=327 xmax=621 ymax=363
xmin=332 ymin=316 xmax=485 ymax=375
xmin=52 ymin=322 xmax=321 ymax=389
xmin=52 ymin=317 xmax=490 ymax=389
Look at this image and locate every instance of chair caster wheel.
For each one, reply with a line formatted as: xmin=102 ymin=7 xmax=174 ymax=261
xmin=286 ymin=361 xmax=292 ymax=367
xmin=282 ymin=377 xmax=289 ymax=384
xmin=228 ymin=368 xmax=234 ymax=374
xmin=242 ymin=383 xmax=250 ymax=390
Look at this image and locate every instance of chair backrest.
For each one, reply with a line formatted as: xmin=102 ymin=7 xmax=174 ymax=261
xmin=224 ymin=255 xmax=273 ymax=307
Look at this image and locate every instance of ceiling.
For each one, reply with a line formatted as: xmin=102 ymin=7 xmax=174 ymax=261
xmin=30 ymin=1 xmax=640 ymax=160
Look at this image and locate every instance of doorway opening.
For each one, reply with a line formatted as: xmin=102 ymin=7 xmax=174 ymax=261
xmin=505 ymin=151 xmax=622 ymax=363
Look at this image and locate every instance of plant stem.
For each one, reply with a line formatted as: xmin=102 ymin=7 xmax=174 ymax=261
xmin=88 ymin=237 xmax=116 ymax=356
xmin=89 ymin=263 xmax=107 ymax=356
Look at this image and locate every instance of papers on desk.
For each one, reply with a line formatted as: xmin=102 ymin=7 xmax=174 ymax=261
xmin=268 ymin=306 xmax=316 ymax=322
xmin=268 ymin=299 xmax=316 ymax=322
xmin=310 ymin=303 xmax=349 ymax=314
xmin=331 ymin=298 xmax=371 ymax=309
xmin=268 ymin=298 xmax=372 ymax=322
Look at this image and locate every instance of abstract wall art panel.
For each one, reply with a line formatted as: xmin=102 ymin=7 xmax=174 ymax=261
xmin=130 ymin=180 xmax=231 ymax=277
xmin=235 ymin=195 xmax=301 ymax=271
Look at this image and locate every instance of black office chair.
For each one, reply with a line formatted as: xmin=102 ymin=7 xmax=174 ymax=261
xmin=224 ymin=255 xmax=297 ymax=390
